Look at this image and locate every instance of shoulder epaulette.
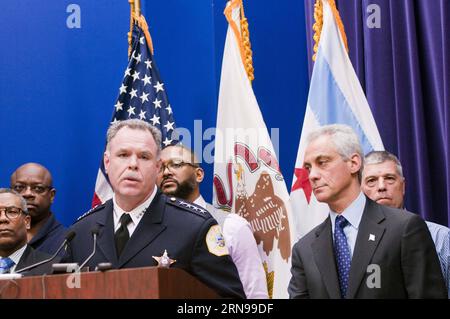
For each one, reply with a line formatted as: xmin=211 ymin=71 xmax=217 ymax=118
xmin=74 ymin=203 xmax=106 ymax=224
xmin=166 ymin=196 xmax=210 ymax=219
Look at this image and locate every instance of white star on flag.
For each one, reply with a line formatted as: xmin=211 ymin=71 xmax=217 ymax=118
xmin=162 ymin=137 xmax=172 ymax=146
xmin=164 ymin=121 xmax=175 ymax=132
xmin=119 ymin=84 xmax=127 ymax=94
xmin=166 ymin=105 xmax=173 ymax=115
xmin=154 ymin=81 xmax=164 ymax=92
xmin=133 ymin=52 xmax=142 ymax=63
xmin=129 ymin=88 xmax=138 ymax=99
xmin=132 ymin=71 xmax=140 ymax=82
xmin=144 ymin=59 xmax=152 ymax=69
xmin=142 ymin=74 xmax=151 ymax=86
xmin=140 ymin=92 xmax=149 ymax=103
xmin=139 ymin=110 xmax=147 ymax=120
xmin=153 ymin=98 xmax=162 ymax=108
xmin=114 ymin=101 xmax=123 ymax=111
xmin=127 ymin=106 xmax=136 ymax=116
xmin=150 ymin=114 xmax=160 ymax=125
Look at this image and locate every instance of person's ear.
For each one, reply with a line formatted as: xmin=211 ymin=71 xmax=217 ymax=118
xmin=195 ymin=167 xmax=205 ymax=183
xmin=24 ymin=214 xmax=31 ymax=230
xmin=49 ymin=188 xmax=56 ymax=204
xmin=348 ymin=153 xmax=362 ymax=175
xmin=103 ymin=151 xmax=110 ymax=174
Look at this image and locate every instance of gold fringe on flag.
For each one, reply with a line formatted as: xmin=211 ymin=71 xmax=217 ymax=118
xmin=224 ymin=0 xmax=255 ymax=82
xmin=312 ymin=0 xmax=349 ymax=61
xmin=128 ymin=0 xmax=154 ymax=57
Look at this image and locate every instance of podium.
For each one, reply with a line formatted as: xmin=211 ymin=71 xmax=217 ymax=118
xmin=0 ymin=267 xmax=219 ymax=299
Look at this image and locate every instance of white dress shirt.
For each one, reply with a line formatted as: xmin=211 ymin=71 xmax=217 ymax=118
xmin=113 ymin=187 xmax=157 ymax=237
xmin=4 ymin=244 xmax=27 ymax=272
xmin=194 ymin=195 xmax=269 ymax=299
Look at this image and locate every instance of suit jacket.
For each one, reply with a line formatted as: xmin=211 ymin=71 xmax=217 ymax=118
xmin=64 ymin=191 xmax=245 ymax=298
xmin=15 ymin=245 xmax=59 ymax=276
xmin=288 ymin=198 xmax=447 ymax=298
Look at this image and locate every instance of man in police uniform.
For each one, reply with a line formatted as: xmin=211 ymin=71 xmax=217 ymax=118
xmin=64 ymin=119 xmax=245 ymax=298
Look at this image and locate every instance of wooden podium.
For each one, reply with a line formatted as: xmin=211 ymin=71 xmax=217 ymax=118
xmin=0 ymin=267 xmax=219 ymax=299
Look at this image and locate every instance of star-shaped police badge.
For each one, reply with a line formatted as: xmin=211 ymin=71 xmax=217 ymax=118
xmin=152 ymin=249 xmax=176 ymax=268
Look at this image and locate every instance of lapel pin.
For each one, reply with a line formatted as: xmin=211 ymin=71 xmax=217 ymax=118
xmin=369 ymin=234 xmax=376 ymax=241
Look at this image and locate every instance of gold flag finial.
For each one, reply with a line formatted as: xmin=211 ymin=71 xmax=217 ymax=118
xmin=224 ymin=0 xmax=255 ymax=82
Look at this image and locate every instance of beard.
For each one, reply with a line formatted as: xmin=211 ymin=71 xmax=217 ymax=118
xmin=162 ymin=175 xmax=197 ymax=200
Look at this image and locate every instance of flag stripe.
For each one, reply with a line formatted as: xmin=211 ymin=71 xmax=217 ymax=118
xmin=308 ymin=50 xmax=373 ymax=154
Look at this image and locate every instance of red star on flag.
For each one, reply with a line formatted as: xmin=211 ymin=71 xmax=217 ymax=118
xmin=291 ymin=168 xmax=312 ymax=203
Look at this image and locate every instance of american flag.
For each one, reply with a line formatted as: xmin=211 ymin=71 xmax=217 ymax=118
xmin=92 ymin=21 xmax=177 ymax=206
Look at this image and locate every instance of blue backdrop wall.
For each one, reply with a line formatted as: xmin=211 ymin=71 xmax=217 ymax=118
xmin=0 ymin=0 xmax=309 ymax=226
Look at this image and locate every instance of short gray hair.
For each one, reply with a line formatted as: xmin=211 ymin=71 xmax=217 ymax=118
xmin=106 ymin=119 xmax=162 ymax=155
xmin=0 ymin=188 xmax=28 ymax=214
xmin=364 ymin=151 xmax=403 ymax=177
xmin=307 ymin=124 xmax=363 ymax=179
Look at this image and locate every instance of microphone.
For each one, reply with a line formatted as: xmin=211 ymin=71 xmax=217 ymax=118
xmin=78 ymin=227 xmax=100 ymax=271
xmin=14 ymin=230 xmax=76 ymax=274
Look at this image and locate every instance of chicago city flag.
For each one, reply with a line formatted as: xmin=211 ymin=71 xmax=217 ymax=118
xmin=213 ymin=0 xmax=295 ymax=298
xmin=290 ymin=0 xmax=384 ymax=240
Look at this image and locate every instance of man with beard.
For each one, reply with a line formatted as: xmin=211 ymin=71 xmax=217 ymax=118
xmin=10 ymin=163 xmax=67 ymax=256
xmin=157 ymin=145 xmax=268 ymax=299
xmin=0 ymin=188 xmax=57 ymax=276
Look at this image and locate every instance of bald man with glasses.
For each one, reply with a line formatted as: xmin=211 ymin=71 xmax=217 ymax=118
xmin=10 ymin=163 xmax=67 ymax=256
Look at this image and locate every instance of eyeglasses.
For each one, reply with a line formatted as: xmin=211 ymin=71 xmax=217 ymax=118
xmin=159 ymin=159 xmax=199 ymax=173
xmin=12 ymin=184 xmax=53 ymax=195
xmin=0 ymin=207 xmax=25 ymax=220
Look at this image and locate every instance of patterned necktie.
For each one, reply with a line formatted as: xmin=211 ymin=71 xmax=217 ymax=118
xmin=0 ymin=257 xmax=15 ymax=274
xmin=334 ymin=215 xmax=352 ymax=298
xmin=115 ymin=213 xmax=132 ymax=257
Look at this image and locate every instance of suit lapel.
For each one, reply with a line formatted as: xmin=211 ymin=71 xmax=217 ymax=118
xmin=118 ymin=192 xmax=167 ymax=267
xmin=95 ymin=200 xmax=119 ymax=265
xmin=311 ymin=217 xmax=341 ymax=299
xmin=15 ymin=245 xmax=33 ymax=270
xmin=346 ymin=199 xmax=385 ymax=298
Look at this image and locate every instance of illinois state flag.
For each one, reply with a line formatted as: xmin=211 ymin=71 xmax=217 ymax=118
xmin=213 ymin=0 xmax=295 ymax=298
xmin=290 ymin=0 xmax=384 ymax=240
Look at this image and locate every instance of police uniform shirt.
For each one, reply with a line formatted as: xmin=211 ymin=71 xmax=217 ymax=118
xmin=112 ymin=187 xmax=157 ymax=237
xmin=194 ymin=195 xmax=269 ymax=299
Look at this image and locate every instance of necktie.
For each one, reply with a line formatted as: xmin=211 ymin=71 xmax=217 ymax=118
xmin=115 ymin=213 xmax=132 ymax=257
xmin=334 ymin=215 xmax=352 ymax=298
xmin=0 ymin=257 xmax=15 ymax=274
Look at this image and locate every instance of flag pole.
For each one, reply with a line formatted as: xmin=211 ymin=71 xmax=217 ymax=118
xmin=128 ymin=0 xmax=136 ymax=57
xmin=134 ymin=0 xmax=141 ymax=16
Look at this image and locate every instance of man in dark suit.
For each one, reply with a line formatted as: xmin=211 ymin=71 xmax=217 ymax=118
xmin=0 ymin=188 xmax=56 ymax=276
xmin=288 ymin=124 xmax=446 ymax=299
xmin=10 ymin=163 xmax=67 ymax=256
xmin=64 ymin=119 xmax=245 ymax=298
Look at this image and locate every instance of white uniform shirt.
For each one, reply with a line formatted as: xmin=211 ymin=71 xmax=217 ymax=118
xmin=113 ymin=187 xmax=157 ymax=237
xmin=194 ymin=195 xmax=269 ymax=299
